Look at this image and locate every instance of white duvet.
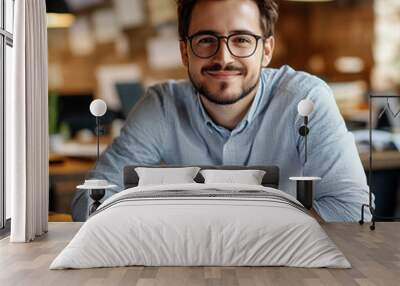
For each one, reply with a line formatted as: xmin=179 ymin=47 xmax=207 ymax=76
xmin=50 ymin=183 xmax=351 ymax=269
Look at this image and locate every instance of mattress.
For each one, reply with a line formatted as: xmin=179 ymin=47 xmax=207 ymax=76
xmin=50 ymin=183 xmax=351 ymax=269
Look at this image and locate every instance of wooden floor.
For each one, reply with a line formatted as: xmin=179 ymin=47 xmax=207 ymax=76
xmin=0 ymin=222 xmax=399 ymax=286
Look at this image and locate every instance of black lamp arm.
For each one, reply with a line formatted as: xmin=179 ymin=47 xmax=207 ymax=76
xmin=298 ymin=116 xmax=309 ymax=165
xmin=299 ymin=116 xmax=309 ymax=136
xmin=96 ymin=116 xmax=100 ymax=163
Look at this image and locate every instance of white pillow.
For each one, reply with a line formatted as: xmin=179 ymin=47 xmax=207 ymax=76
xmin=135 ymin=167 xmax=200 ymax=186
xmin=200 ymin=169 xmax=266 ymax=185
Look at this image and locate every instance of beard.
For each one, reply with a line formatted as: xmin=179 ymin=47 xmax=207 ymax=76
xmin=188 ymin=63 xmax=261 ymax=105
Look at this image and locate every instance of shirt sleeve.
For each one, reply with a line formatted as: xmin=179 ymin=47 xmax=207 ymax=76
xmin=71 ymin=86 xmax=167 ymax=221
xmin=294 ymin=81 xmax=373 ymax=222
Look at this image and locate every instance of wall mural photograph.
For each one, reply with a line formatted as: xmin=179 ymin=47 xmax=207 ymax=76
xmin=1 ymin=0 xmax=400 ymax=285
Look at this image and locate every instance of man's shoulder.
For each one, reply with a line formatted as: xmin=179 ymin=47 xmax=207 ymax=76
xmin=147 ymin=79 xmax=194 ymax=101
xmin=262 ymin=65 xmax=329 ymax=99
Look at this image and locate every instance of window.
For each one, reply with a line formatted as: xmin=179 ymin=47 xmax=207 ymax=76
xmin=1 ymin=0 xmax=14 ymax=231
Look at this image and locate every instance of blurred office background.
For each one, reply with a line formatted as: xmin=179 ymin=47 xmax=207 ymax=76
xmin=46 ymin=0 xmax=400 ymax=221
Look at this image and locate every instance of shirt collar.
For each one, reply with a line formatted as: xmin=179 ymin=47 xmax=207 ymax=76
xmin=195 ymin=91 xmax=231 ymax=138
xmin=244 ymin=77 xmax=264 ymax=124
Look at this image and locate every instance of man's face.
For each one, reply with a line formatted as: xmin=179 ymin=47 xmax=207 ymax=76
xmin=180 ymin=0 xmax=274 ymax=105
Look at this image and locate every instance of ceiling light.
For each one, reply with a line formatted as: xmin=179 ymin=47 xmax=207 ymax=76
xmin=335 ymin=57 xmax=365 ymax=73
xmin=286 ymin=0 xmax=334 ymax=2
xmin=47 ymin=13 xmax=75 ymax=29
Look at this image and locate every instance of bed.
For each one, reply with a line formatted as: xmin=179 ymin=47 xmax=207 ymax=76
xmin=50 ymin=165 xmax=350 ymax=269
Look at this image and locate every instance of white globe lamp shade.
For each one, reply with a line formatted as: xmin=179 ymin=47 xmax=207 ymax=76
xmin=90 ymin=99 xmax=107 ymax=117
xmin=297 ymin=99 xmax=314 ymax=116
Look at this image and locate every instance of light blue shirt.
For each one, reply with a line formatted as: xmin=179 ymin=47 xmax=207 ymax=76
xmin=72 ymin=65 xmax=372 ymax=222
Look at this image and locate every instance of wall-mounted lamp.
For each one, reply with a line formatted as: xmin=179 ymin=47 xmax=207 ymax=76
xmin=297 ymin=99 xmax=314 ymax=164
xmin=289 ymin=99 xmax=321 ymax=210
xmin=77 ymin=99 xmax=116 ymax=215
xmin=90 ymin=99 xmax=107 ymax=163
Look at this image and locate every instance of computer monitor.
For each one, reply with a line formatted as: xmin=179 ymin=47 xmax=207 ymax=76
xmin=57 ymin=94 xmax=116 ymax=137
xmin=115 ymin=82 xmax=144 ymax=119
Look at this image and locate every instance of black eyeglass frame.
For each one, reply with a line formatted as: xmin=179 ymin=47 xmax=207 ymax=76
xmin=185 ymin=32 xmax=267 ymax=59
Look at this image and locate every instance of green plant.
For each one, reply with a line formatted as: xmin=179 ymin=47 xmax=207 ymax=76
xmin=48 ymin=91 xmax=59 ymax=135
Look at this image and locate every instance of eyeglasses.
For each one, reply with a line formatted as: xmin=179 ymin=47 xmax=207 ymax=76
xmin=186 ymin=32 xmax=265 ymax=59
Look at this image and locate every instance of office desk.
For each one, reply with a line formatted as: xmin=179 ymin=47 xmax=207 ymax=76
xmin=49 ymin=151 xmax=400 ymax=216
xmin=49 ymin=157 xmax=95 ymax=214
xmin=0 ymin=222 xmax=399 ymax=286
xmin=359 ymin=151 xmax=400 ymax=218
xmin=50 ymin=157 xmax=95 ymax=178
xmin=360 ymin=151 xmax=400 ymax=171
xmin=49 ymin=151 xmax=400 ymax=177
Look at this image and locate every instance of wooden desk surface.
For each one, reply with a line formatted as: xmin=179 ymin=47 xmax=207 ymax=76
xmin=360 ymin=151 xmax=400 ymax=171
xmin=49 ymin=157 xmax=95 ymax=177
xmin=0 ymin=222 xmax=399 ymax=286
xmin=49 ymin=151 xmax=400 ymax=176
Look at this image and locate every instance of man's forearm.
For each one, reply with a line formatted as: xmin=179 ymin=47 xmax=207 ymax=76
xmin=71 ymin=189 xmax=89 ymax=222
xmin=313 ymin=197 xmax=372 ymax=222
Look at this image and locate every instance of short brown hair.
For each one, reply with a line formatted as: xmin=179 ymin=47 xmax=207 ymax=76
xmin=176 ymin=0 xmax=279 ymax=39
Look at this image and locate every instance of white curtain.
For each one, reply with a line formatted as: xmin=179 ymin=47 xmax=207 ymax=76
xmin=7 ymin=0 xmax=49 ymax=242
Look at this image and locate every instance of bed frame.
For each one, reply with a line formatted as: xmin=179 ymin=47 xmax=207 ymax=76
xmin=123 ymin=165 xmax=280 ymax=189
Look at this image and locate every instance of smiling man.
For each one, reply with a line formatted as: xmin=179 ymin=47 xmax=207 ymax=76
xmin=72 ymin=0 xmax=371 ymax=222
xmin=181 ymin=0 xmax=274 ymax=130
